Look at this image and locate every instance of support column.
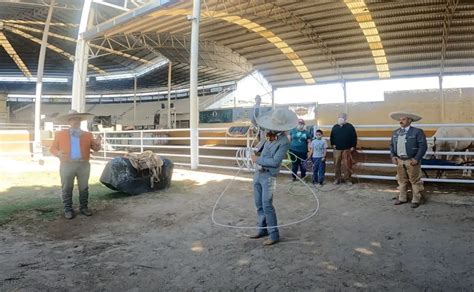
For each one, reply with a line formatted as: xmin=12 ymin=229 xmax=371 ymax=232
xmin=271 ymin=88 xmax=275 ymax=109
xmin=167 ymin=62 xmax=172 ymax=129
xmin=343 ymin=81 xmax=348 ymax=114
xmin=133 ymin=75 xmax=137 ymax=127
xmin=33 ymin=0 xmax=55 ymax=160
xmin=439 ymin=75 xmax=445 ymax=123
xmin=72 ymin=0 xmax=93 ymax=114
xmin=189 ymin=0 xmax=201 ymax=169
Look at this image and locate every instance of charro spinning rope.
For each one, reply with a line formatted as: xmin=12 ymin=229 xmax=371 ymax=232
xmin=211 ymin=124 xmax=321 ymax=230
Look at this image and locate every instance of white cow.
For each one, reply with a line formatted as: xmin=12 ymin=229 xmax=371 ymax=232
xmin=426 ymin=127 xmax=474 ymax=177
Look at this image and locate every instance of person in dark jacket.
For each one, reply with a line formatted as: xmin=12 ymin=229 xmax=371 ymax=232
xmin=389 ymin=111 xmax=427 ymax=208
xmin=330 ymin=113 xmax=357 ymax=184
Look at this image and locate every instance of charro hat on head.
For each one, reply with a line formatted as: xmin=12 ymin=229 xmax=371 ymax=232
xmin=256 ymin=107 xmax=299 ymax=132
xmin=389 ymin=111 xmax=422 ymax=122
xmin=56 ymin=110 xmax=94 ymax=124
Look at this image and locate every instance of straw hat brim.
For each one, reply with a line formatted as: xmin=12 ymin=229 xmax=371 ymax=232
xmin=256 ymin=109 xmax=298 ymax=132
xmin=56 ymin=113 xmax=94 ymax=124
xmin=389 ymin=111 xmax=422 ymax=122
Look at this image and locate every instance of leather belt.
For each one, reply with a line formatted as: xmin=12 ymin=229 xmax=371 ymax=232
xmin=398 ymin=156 xmax=412 ymax=160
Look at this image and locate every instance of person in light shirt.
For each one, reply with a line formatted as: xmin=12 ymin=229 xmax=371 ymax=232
xmin=308 ymin=129 xmax=328 ymax=185
xmin=50 ymin=110 xmax=102 ymax=219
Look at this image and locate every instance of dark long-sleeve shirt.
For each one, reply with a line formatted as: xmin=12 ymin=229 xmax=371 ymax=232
xmin=330 ymin=123 xmax=357 ymax=150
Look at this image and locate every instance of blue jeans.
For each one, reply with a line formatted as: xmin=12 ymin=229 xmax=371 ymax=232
xmin=253 ymin=171 xmax=279 ymax=241
xmin=312 ymin=157 xmax=326 ymax=184
xmin=290 ymin=151 xmax=307 ymax=179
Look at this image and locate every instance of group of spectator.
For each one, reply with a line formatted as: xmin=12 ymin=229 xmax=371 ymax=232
xmin=244 ymin=98 xmax=429 ymax=245
xmin=287 ymin=110 xmax=427 ymax=209
xmin=288 ymin=113 xmax=357 ymax=186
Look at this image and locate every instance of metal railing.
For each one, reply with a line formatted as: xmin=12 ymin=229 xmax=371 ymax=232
xmin=0 ymin=124 xmax=471 ymax=183
xmin=90 ymin=124 xmax=473 ymax=184
xmin=0 ymin=122 xmax=33 ymax=130
xmin=315 ymin=123 xmax=474 ymax=183
xmin=0 ymin=140 xmax=33 ymax=157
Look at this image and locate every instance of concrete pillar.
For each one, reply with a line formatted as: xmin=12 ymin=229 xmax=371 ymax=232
xmin=189 ymin=0 xmax=201 ymax=169
xmin=439 ymin=75 xmax=445 ymax=122
xmin=72 ymin=0 xmax=93 ymax=114
xmin=343 ymin=81 xmax=348 ymax=114
xmin=0 ymin=93 xmax=8 ymax=123
xmin=33 ymin=0 xmax=54 ymax=159
xmin=133 ymin=75 xmax=137 ymax=127
xmin=167 ymin=62 xmax=172 ymax=129
xmin=271 ymin=88 xmax=275 ymax=109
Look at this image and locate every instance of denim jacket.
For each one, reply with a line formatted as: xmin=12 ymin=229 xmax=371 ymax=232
xmin=256 ymin=134 xmax=290 ymax=176
xmin=390 ymin=126 xmax=427 ymax=161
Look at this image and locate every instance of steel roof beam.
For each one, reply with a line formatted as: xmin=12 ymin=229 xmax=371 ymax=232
xmin=5 ymin=23 xmax=153 ymax=65
xmin=208 ymin=0 xmax=344 ymax=83
xmin=96 ymin=32 xmax=253 ymax=73
xmin=4 ymin=26 xmax=105 ymax=74
xmin=82 ymin=1 xmax=314 ymax=84
xmin=0 ymin=0 xmax=80 ymax=10
xmin=0 ymin=29 xmax=32 ymax=77
xmin=81 ymin=0 xmax=172 ymax=40
xmin=0 ymin=19 xmax=78 ymax=26
xmin=92 ymin=0 xmax=130 ymax=12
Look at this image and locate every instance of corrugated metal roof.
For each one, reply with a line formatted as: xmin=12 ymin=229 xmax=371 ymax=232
xmin=1 ymin=0 xmax=474 ymax=90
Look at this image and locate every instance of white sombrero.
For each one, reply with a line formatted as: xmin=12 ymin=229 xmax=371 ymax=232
xmin=256 ymin=107 xmax=298 ymax=131
xmin=56 ymin=110 xmax=94 ymax=124
xmin=389 ymin=111 xmax=422 ymax=122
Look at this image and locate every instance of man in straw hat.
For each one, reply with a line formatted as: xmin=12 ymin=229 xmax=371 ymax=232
xmin=50 ymin=110 xmax=102 ymax=219
xmin=389 ymin=111 xmax=427 ymax=208
xmin=250 ymin=107 xmax=298 ymax=246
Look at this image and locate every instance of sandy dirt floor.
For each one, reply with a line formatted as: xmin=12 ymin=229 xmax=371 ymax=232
xmin=0 ymin=160 xmax=473 ymax=291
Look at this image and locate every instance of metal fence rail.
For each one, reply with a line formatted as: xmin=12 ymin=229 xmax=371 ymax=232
xmin=0 ymin=122 xmax=32 ymax=130
xmin=89 ymin=124 xmax=473 ymax=184
xmin=1 ymin=124 xmax=472 ymax=184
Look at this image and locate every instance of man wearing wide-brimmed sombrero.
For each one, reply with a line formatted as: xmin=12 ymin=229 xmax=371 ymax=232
xmin=250 ymin=107 xmax=298 ymax=245
xmin=50 ymin=110 xmax=102 ymax=219
xmin=389 ymin=111 xmax=427 ymax=208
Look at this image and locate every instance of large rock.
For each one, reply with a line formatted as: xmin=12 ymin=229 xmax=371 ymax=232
xmin=100 ymin=157 xmax=173 ymax=195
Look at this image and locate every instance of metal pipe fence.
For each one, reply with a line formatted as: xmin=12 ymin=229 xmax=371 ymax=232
xmin=1 ymin=124 xmax=472 ymax=184
xmin=0 ymin=122 xmax=33 ymax=130
xmin=89 ymin=124 xmax=473 ymax=184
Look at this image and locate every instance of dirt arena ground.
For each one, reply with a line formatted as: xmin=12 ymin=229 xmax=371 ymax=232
xmin=0 ymin=159 xmax=473 ymax=291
